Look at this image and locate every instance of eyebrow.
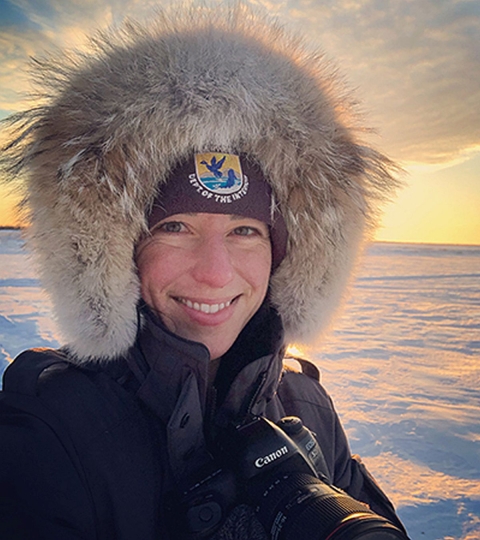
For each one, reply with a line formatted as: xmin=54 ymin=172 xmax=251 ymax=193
xmin=169 ymin=213 xmax=255 ymax=222
xmin=230 ymin=214 xmax=256 ymax=221
xmin=180 ymin=213 xmax=249 ymax=221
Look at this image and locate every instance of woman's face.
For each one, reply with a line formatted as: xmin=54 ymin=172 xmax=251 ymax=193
xmin=136 ymin=213 xmax=272 ymax=359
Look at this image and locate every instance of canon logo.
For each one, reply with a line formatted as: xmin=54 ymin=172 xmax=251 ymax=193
xmin=254 ymin=446 xmax=289 ymax=468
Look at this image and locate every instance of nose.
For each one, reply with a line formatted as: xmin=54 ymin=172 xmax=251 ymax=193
xmin=191 ymin=235 xmax=235 ymax=289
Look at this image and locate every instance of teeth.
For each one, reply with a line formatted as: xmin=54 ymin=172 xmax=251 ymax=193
xmin=179 ymin=298 xmax=231 ymax=314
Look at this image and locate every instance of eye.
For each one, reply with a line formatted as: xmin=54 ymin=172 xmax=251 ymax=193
xmin=232 ymin=225 xmax=270 ymax=238
xmin=232 ymin=226 xmax=258 ymax=236
xmin=156 ymin=221 xmax=186 ymax=233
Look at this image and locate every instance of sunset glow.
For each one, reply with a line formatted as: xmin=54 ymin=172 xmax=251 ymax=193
xmin=0 ymin=188 xmax=22 ymax=228
xmin=377 ymin=156 xmax=480 ymax=246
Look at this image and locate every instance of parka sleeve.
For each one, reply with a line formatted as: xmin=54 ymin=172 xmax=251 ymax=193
xmin=277 ymin=364 xmax=408 ymax=535
xmin=0 ymin=398 xmax=96 ymax=540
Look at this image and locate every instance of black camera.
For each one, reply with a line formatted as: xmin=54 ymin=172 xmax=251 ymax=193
xmin=219 ymin=416 xmax=409 ymax=540
xmin=171 ymin=416 xmax=409 ymax=540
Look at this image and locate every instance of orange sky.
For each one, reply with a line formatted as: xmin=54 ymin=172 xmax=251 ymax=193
xmin=1 ymin=0 xmax=479 ymax=245
xmin=0 ymin=189 xmax=22 ymax=228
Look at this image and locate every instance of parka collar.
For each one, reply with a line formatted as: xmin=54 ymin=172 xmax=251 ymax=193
xmin=126 ymin=305 xmax=209 ymax=425
xmin=127 ymin=303 xmax=285 ymax=428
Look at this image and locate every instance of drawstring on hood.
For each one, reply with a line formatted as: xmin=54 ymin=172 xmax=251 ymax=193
xmin=1 ymin=4 xmax=399 ymax=362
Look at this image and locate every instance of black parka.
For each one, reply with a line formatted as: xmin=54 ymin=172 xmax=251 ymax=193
xmin=0 ymin=306 xmax=406 ymax=539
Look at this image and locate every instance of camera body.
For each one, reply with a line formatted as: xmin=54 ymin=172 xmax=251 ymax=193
xmin=171 ymin=416 xmax=409 ymax=540
xmin=218 ymin=415 xmax=330 ymax=486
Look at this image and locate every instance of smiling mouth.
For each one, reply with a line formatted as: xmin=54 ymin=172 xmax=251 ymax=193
xmin=176 ymin=297 xmax=235 ymax=314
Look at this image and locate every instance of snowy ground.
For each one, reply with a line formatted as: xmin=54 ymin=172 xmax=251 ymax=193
xmin=1 ymin=230 xmax=479 ymax=539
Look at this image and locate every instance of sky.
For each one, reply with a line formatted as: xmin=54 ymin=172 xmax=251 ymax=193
xmin=0 ymin=0 xmax=479 ymax=245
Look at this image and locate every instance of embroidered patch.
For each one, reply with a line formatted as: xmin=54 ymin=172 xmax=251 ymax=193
xmin=192 ymin=153 xmax=248 ymax=203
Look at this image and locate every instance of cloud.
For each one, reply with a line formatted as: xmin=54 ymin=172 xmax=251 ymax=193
xmin=0 ymin=0 xmax=149 ymax=113
xmin=275 ymin=0 xmax=480 ymax=165
xmin=0 ymin=27 xmax=44 ymax=113
xmin=8 ymin=0 xmax=111 ymax=33
xmin=0 ymin=0 xmax=106 ymax=114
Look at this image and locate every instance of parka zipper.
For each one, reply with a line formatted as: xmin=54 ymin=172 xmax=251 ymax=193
xmin=204 ymin=384 xmax=218 ymax=448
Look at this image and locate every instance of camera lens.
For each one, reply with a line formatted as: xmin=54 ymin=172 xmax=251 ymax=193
xmin=250 ymin=473 xmax=406 ymax=540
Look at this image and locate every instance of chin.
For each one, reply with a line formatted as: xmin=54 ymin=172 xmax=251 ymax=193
xmin=207 ymin=345 xmax=230 ymax=361
xmin=205 ymin=337 xmax=237 ymax=360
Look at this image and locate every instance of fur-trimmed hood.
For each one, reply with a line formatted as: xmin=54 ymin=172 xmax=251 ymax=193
xmin=2 ymin=5 xmax=398 ymax=362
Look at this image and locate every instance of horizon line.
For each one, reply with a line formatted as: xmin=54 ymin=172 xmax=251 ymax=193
xmin=374 ymin=239 xmax=480 ymax=248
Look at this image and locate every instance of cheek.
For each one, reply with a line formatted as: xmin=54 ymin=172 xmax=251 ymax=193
xmin=239 ymin=250 xmax=272 ymax=292
xmin=137 ymin=259 xmax=156 ymax=305
xmin=136 ymin=247 xmax=175 ymax=302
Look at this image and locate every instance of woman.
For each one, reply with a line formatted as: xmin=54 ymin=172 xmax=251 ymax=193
xmin=0 ymin=5 xmax=408 ymax=539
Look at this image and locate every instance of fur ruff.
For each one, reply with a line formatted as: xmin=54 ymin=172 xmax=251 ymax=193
xmin=1 ymin=5 xmax=398 ymax=362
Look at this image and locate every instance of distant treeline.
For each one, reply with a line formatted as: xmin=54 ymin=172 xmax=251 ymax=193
xmin=0 ymin=226 xmax=22 ymax=230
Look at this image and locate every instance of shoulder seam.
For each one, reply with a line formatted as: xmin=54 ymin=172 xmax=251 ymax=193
xmin=3 ymin=349 xmax=70 ymax=396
